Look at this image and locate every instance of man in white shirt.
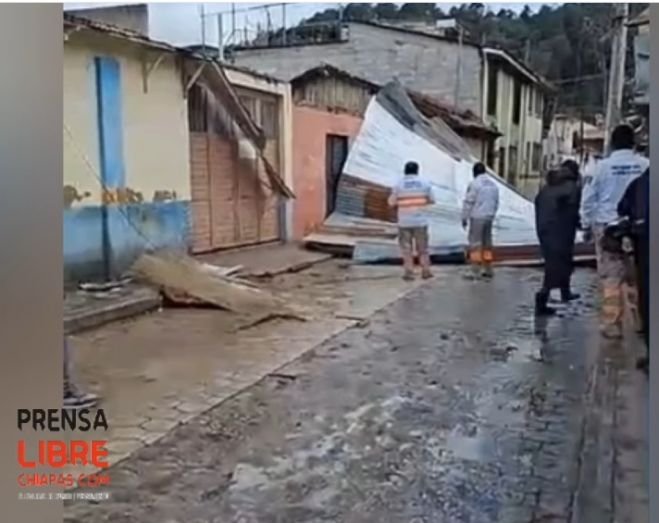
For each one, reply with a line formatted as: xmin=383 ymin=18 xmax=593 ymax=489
xmin=580 ymin=124 xmax=649 ymax=339
xmin=388 ymin=161 xmax=435 ymax=281
xmin=461 ymin=162 xmax=500 ymax=279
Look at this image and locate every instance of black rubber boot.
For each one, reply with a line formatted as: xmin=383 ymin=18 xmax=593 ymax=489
xmin=535 ymin=291 xmax=556 ymax=316
xmin=561 ymin=288 xmax=580 ymax=302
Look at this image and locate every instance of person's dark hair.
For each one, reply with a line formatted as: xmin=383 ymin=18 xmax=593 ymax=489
xmin=611 ymin=124 xmax=635 ymax=151
xmin=561 ymin=159 xmax=580 ymax=181
xmin=473 ymin=162 xmax=487 ymax=177
xmin=404 ymin=161 xmax=419 ymax=175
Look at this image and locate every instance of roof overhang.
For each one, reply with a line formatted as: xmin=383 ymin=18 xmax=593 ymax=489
xmin=483 ymin=47 xmax=554 ymax=92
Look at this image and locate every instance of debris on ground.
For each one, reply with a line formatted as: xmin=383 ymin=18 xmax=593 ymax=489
xmin=78 ymin=278 xmax=131 ymax=293
xmin=131 ymin=253 xmax=307 ymax=327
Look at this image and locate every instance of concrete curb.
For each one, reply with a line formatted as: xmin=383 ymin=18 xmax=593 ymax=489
xmin=64 ymin=290 xmax=161 ymax=335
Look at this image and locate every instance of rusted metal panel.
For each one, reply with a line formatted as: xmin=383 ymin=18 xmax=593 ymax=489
xmin=335 ymin=175 xmax=395 ymax=222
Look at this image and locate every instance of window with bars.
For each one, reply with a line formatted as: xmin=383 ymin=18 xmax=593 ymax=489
xmin=513 ymin=81 xmax=522 ymax=124
xmin=487 ymin=65 xmax=498 ymax=116
xmin=188 ymin=84 xmax=208 ymax=132
xmin=260 ymin=100 xmax=278 ymax=139
xmin=239 ymin=95 xmax=258 ymax=123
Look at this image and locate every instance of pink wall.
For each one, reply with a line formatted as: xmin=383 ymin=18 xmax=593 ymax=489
xmin=292 ymin=106 xmax=363 ymax=239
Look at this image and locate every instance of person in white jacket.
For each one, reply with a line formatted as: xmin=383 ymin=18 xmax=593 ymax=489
xmin=580 ymin=124 xmax=649 ymax=339
xmin=461 ymin=162 xmax=500 ymax=278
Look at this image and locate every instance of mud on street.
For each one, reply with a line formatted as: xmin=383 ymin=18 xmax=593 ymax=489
xmin=64 ymin=265 xmax=648 ymax=523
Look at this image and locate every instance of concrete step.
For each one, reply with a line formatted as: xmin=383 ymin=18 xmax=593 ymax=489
xmin=64 ymin=285 xmax=161 ymax=334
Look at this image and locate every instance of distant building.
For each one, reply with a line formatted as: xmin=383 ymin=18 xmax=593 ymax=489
xmin=545 ymin=115 xmax=604 ymax=171
xmin=232 ymin=20 xmax=552 ymax=195
xmin=66 ymin=3 xmax=149 ymax=35
xmin=628 ymin=7 xmax=649 ymax=109
xmin=628 ymin=8 xmax=649 ymax=152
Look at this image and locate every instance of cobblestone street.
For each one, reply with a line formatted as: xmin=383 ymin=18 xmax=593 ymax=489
xmin=64 ymin=266 xmax=647 ymax=523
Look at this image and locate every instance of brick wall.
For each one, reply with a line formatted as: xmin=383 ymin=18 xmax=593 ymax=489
xmin=292 ymin=106 xmax=363 ymax=239
xmin=235 ymin=23 xmax=483 ymax=116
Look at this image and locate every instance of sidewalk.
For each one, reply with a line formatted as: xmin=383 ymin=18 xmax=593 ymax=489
xmin=64 ymin=261 xmax=427 ymax=479
xmin=64 ymin=244 xmax=331 ymax=334
xmin=64 ymin=284 xmax=160 ymax=335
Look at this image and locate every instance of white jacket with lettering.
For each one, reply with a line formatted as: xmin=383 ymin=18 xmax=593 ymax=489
xmin=580 ymin=149 xmax=649 ymax=228
xmin=461 ymin=174 xmax=500 ymax=222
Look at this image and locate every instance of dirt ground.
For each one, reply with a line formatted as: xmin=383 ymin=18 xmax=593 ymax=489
xmin=64 ymin=264 xmax=647 ymax=523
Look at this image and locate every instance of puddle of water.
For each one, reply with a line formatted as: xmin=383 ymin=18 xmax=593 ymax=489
xmin=445 ymin=430 xmax=484 ymax=461
xmin=230 ymin=464 xmax=270 ymax=492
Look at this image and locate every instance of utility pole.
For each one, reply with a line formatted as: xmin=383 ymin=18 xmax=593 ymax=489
xmin=231 ymin=3 xmax=236 ymax=46
xmin=524 ymin=38 xmax=531 ymax=65
xmin=604 ymin=3 xmax=628 ymax=152
xmin=217 ymin=13 xmax=224 ymax=61
xmin=200 ymin=3 xmax=206 ymax=54
xmin=454 ymin=22 xmax=463 ymax=110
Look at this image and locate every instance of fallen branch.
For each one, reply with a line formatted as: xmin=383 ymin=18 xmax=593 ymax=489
xmin=234 ymin=312 xmax=308 ymax=332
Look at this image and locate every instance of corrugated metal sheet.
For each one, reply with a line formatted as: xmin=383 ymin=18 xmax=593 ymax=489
xmin=334 ymin=175 xmax=395 ymax=222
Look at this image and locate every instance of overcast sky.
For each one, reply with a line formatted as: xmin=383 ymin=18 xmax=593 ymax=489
xmin=65 ymin=2 xmax=551 ymax=47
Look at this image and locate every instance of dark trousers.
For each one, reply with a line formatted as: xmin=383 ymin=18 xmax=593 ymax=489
xmin=634 ymin=239 xmax=649 ymax=352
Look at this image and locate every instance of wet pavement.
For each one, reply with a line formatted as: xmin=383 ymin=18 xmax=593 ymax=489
xmin=65 ymin=262 xmax=428 ymax=473
xmin=64 ymin=267 xmax=648 ymax=523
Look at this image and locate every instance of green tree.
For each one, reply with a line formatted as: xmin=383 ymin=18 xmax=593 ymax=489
xmin=373 ymin=3 xmax=399 ymax=21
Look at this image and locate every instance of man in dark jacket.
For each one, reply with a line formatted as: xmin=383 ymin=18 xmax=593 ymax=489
xmin=534 ymin=166 xmax=582 ymax=315
xmin=617 ymin=168 xmax=649 ymax=372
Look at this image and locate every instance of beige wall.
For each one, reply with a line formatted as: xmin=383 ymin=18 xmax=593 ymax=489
xmin=63 ymin=44 xmax=101 ymax=206
xmin=63 ymin=36 xmax=190 ymax=207
xmin=482 ymin=57 xmax=545 ymax=188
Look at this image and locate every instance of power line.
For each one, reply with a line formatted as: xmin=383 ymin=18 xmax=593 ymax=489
xmin=202 ymin=2 xmax=288 ymax=18
xmin=63 ymin=123 xmax=156 ymax=251
xmin=550 ymin=73 xmax=606 ymax=85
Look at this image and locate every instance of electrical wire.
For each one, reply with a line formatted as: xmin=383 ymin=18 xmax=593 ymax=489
xmin=63 ymin=123 xmax=157 ymax=251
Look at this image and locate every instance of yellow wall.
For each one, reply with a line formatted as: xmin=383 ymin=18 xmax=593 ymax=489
xmin=64 ymin=44 xmax=101 ymax=206
xmin=63 ymin=35 xmax=190 ymax=207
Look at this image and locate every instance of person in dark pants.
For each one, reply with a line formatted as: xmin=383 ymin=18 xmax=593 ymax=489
xmin=64 ymin=337 xmax=99 ymax=409
xmin=561 ymin=159 xmax=583 ymax=282
xmin=534 ymin=166 xmax=582 ymax=315
xmin=617 ymin=168 xmax=649 ymax=372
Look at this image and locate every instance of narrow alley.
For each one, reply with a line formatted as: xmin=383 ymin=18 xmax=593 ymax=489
xmin=63 ymin=263 xmax=647 ymax=523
